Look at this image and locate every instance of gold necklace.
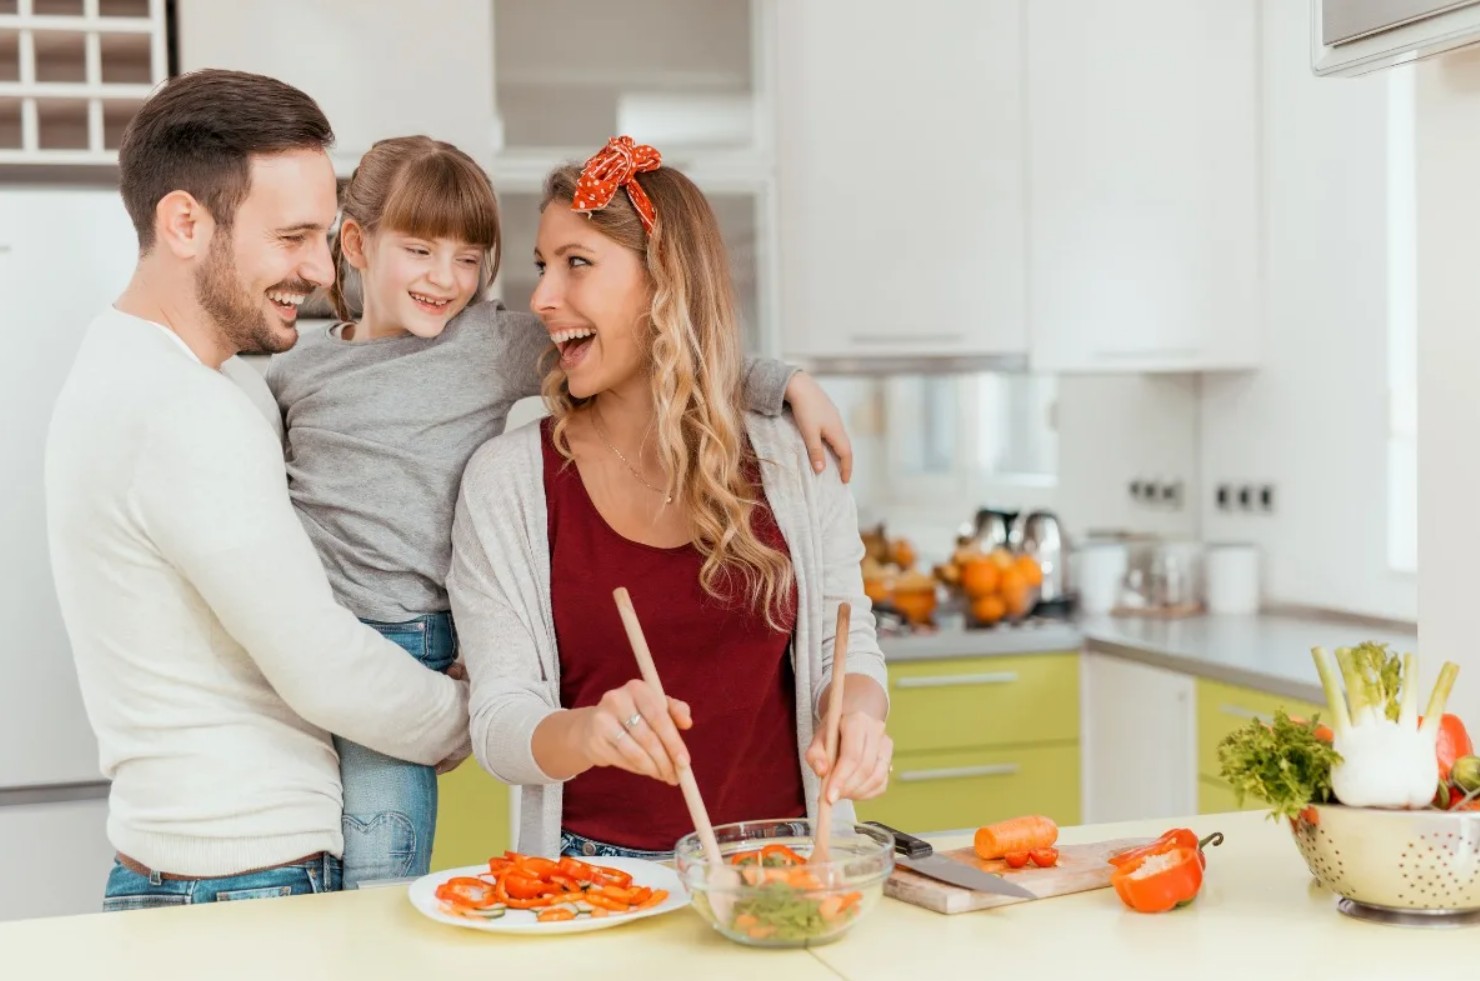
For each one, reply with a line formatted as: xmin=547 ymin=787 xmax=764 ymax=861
xmin=591 ymin=408 xmax=673 ymax=506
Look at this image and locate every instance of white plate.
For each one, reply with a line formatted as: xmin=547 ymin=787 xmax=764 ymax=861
xmin=407 ymin=857 xmax=691 ymax=936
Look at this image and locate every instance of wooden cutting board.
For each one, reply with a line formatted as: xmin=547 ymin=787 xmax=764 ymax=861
xmin=884 ymin=837 xmax=1153 ymax=914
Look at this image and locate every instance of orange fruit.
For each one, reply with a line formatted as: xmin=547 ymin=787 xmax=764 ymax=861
xmin=990 ymin=549 xmax=1016 ymax=570
xmin=894 ymin=587 xmax=937 ymax=625
xmin=1003 ymin=582 xmax=1034 ymax=618
xmin=863 ymin=578 xmax=892 ymax=604
xmin=1015 ymin=554 xmax=1044 ymax=587
xmin=890 ymin=539 xmax=917 ymax=570
xmin=961 ymin=559 xmax=1001 ymax=599
xmin=971 ymin=594 xmax=1007 ymax=624
xmin=999 ymin=567 xmax=1026 ymax=595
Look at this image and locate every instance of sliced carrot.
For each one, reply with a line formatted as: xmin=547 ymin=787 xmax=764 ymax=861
xmin=537 ymin=907 xmax=577 ymax=923
xmin=818 ymin=895 xmax=847 ymax=921
xmin=734 ymin=913 xmax=760 ymax=930
xmin=973 ymin=815 xmax=1059 ymax=860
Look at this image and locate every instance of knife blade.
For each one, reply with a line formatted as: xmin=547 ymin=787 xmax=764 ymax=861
xmin=865 ymin=821 xmax=1038 ymax=900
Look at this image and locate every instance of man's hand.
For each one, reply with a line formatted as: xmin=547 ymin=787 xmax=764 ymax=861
xmin=784 ymin=372 xmax=853 ymax=482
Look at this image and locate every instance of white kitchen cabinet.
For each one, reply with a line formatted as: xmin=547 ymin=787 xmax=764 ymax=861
xmin=1080 ymin=652 xmax=1197 ymax=823
xmin=1025 ymin=0 xmax=1260 ymax=373
xmin=775 ymin=0 xmax=1028 ymax=363
xmin=174 ymin=0 xmax=496 ymax=172
xmin=0 ymin=0 xmax=167 ymax=165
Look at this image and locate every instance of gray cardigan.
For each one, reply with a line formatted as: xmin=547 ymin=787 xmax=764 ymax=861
xmin=446 ymin=411 xmax=888 ymax=856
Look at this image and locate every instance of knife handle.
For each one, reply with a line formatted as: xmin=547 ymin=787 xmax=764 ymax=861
xmin=862 ymin=821 xmax=934 ymax=859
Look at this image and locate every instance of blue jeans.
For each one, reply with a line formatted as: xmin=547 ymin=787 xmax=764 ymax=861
xmin=336 ymin=612 xmax=457 ymax=889
xmin=102 ymin=854 xmax=341 ymax=911
xmin=560 ymin=830 xmax=676 ymax=861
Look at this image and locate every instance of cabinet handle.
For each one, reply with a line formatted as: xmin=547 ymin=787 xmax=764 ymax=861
xmin=850 ymin=333 xmax=966 ymax=345
xmin=897 ymin=763 xmax=1020 ymax=783
xmin=895 ymin=671 xmax=1019 ymax=690
xmin=1218 ymin=704 xmax=1265 ymax=722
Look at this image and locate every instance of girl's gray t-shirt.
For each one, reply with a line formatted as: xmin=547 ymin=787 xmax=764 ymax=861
xmin=264 ymin=300 xmax=794 ymax=622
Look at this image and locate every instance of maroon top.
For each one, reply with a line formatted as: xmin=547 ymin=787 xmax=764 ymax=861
xmin=542 ymin=419 xmax=805 ymax=851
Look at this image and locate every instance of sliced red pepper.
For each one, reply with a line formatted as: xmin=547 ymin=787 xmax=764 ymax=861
xmin=434 ymin=876 xmax=498 ymax=909
xmin=1111 ymin=846 xmax=1204 ymax=913
xmin=557 ymin=857 xmax=598 ymax=882
xmin=1004 ymin=852 xmax=1030 ymax=869
xmin=759 ymin=844 xmax=807 ymax=866
xmin=537 ymin=906 xmax=577 ymax=923
xmin=502 ymin=873 xmax=550 ymax=900
xmin=1028 ymin=847 xmax=1059 ymax=868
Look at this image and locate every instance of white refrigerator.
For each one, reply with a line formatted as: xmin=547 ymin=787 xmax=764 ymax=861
xmin=0 ymin=185 xmax=141 ymax=919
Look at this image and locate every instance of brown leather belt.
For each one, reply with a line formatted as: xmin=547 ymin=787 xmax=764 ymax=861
xmin=116 ymin=851 xmax=327 ymax=881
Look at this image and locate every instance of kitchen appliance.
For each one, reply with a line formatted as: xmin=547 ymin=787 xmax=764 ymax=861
xmin=1074 ymin=541 xmax=1129 ymax=615
xmin=1312 ymin=0 xmax=1480 ymax=77
xmin=1010 ymin=510 xmax=1068 ymax=606
xmin=881 ymin=833 xmax=1155 ymax=915
xmin=1206 ymin=542 xmax=1261 ymax=615
xmin=865 ymin=823 xmax=1035 ymax=899
xmin=961 ymin=507 xmax=1016 ymax=553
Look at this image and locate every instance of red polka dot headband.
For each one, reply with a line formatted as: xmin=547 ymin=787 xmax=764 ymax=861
xmin=571 ymin=135 xmax=663 ymax=234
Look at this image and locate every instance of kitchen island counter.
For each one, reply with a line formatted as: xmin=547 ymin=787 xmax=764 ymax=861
xmin=2 ymin=810 xmax=1466 ymax=980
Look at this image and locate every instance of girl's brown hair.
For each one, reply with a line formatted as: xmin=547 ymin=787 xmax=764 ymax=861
xmin=540 ymin=163 xmax=795 ymax=630
xmin=329 ymin=135 xmax=502 ymax=321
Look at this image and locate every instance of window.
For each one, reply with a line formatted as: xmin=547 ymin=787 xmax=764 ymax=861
xmin=1388 ymin=65 xmax=1417 ymax=574
xmin=882 ymin=372 xmax=1058 ymax=505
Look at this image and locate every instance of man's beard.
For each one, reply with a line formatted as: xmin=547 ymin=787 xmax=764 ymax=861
xmin=194 ymin=234 xmax=306 ymax=357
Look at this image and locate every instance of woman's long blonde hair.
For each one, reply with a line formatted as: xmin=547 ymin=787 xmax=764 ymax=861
xmin=540 ymin=163 xmax=795 ymax=629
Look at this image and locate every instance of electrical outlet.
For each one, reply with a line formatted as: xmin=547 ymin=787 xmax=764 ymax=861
xmin=1216 ymin=482 xmax=1276 ymax=514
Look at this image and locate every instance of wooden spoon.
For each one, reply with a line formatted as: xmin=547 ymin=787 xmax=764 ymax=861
xmin=811 ymin=602 xmax=851 ymax=865
xmin=612 ymin=587 xmax=740 ymax=921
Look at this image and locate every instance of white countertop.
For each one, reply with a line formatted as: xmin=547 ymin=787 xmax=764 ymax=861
xmin=877 ymin=609 xmax=1418 ymax=704
xmin=3 ymin=810 xmax=1468 ymax=980
xmin=1079 ymin=611 xmax=1418 ymax=704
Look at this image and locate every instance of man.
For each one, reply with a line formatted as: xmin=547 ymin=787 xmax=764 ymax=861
xmin=44 ymin=68 xmax=470 ymax=909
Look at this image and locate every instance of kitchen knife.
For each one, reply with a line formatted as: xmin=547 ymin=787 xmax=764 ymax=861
xmin=865 ymin=821 xmax=1038 ymax=900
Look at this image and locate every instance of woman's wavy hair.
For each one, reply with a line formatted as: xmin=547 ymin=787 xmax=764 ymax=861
xmin=540 ymin=163 xmax=794 ymax=629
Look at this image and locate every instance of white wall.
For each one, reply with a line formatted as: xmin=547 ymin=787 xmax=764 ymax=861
xmin=1413 ymin=49 xmax=1480 ymax=724
xmin=1198 ymin=0 xmax=1414 ymax=622
xmin=0 ymin=798 xmax=112 ymax=921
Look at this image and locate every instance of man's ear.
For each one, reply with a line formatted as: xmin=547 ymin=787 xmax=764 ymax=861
xmin=340 ymin=219 xmax=369 ymax=271
xmin=155 ymin=190 xmax=213 ymax=260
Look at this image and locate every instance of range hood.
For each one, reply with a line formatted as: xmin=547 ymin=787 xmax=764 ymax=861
xmin=1312 ymin=0 xmax=1480 ymax=76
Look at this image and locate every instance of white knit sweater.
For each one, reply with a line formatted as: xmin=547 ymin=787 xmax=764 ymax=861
xmin=45 ymin=308 xmax=470 ymax=877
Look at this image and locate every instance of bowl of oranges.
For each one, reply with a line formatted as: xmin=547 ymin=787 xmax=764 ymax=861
xmin=935 ymin=545 xmax=1044 ymax=628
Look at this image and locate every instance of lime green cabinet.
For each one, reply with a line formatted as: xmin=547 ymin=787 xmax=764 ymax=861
xmin=430 ymin=761 xmax=511 ymax=872
xmin=857 ymin=653 xmax=1081 ymax=832
xmin=1195 ymin=679 xmax=1323 ymax=814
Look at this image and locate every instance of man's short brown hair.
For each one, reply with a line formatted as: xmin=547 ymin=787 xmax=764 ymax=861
xmin=118 ymin=68 xmax=335 ymax=251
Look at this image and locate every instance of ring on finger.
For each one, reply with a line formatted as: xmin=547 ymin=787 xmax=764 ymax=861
xmin=623 ymin=711 xmax=643 ymax=730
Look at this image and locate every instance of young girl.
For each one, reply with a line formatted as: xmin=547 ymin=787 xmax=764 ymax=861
xmin=446 ymin=137 xmax=891 ymax=859
xmin=264 ymin=135 xmax=854 ymax=886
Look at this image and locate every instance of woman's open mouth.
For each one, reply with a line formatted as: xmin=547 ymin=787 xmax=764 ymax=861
xmin=551 ymin=327 xmax=596 ymax=369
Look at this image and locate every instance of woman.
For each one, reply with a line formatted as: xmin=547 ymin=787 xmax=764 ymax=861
xmin=448 ymin=136 xmax=890 ymax=858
